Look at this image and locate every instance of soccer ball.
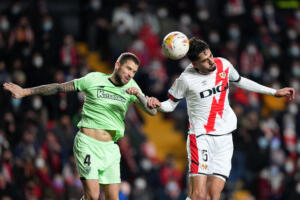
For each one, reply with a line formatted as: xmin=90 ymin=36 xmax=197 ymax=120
xmin=162 ymin=31 xmax=189 ymax=60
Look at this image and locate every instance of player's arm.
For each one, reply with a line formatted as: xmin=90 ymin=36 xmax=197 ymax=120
xmin=232 ymin=77 xmax=295 ymax=101
xmin=3 ymin=81 xmax=75 ymax=99
xmin=126 ymin=87 xmax=157 ymax=116
xmin=157 ymin=75 xmax=186 ymax=112
xmin=151 ymin=98 xmax=179 ymax=112
xmin=228 ymin=60 xmax=295 ymax=101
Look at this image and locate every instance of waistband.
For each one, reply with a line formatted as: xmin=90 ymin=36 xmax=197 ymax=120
xmin=195 ymin=132 xmax=232 ymax=138
xmin=77 ymin=131 xmax=115 ymax=145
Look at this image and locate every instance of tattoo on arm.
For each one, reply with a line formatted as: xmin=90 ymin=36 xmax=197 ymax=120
xmin=136 ymin=93 xmax=157 ymax=116
xmin=30 ymin=81 xmax=75 ymax=96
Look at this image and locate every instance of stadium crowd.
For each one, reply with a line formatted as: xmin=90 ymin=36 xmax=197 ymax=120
xmin=0 ymin=0 xmax=299 ymax=199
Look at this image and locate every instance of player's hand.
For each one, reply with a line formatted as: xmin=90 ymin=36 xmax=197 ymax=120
xmin=3 ymin=82 xmax=27 ymax=99
xmin=147 ymin=97 xmax=161 ymax=108
xmin=275 ymin=87 xmax=295 ymax=101
xmin=126 ymin=87 xmax=139 ymax=96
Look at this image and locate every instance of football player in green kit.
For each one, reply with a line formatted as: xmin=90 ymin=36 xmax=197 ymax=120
xmin=3 ymin=52 xmax=157 ymax=200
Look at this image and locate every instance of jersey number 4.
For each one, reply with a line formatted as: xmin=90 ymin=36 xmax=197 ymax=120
xmin=84 ymin=154 xmax=91 ymax=166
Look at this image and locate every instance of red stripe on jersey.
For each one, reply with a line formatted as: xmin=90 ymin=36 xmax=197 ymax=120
xmin=168 ymin=93 xmax=175 ymax=101
xmin=204 ymin=58 xmax=229 ymax=133
xmin=189 ymin=134 xmax=199 ymax=173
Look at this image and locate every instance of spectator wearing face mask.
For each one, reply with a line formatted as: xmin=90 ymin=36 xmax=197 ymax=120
xmin=288 ymin=41 xmax=300 ymax=59
xmin=240 ymin=42 xmax=264 ymax=81
xmin=0 ymin=15 xmax=11 ymax=53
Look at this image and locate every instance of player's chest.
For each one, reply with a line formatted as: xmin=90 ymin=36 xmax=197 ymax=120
xmin=86 ymin=84 xmax=131 ymax=104
xmin=187 ymin=75 xmax=229 ymax=99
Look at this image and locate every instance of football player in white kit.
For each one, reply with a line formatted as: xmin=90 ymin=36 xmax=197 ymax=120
xmin=147 ymin=37 xmax=295 ymax=200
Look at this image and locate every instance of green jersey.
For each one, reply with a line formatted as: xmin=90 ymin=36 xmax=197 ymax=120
xmin=74 ymin=72 xmax=143 ymax=141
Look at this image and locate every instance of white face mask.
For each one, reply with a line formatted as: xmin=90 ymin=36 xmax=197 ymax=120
xmin=134 ymin=178 xmax=147 ymax=190
xmin=269 ymin=66 xmax=280 ymax=78
xmin=270 ymin=137 xmax=281 ymax=150
xmin=270 ymin=165 xmax=279 ymax=176
xmin=252 ymin=8 xmax=262 ymax=18
xmin=289 ymin=45 xmax=300 ymax=57
xmin=272 ymin=82 xmax=281 ymax=89
xmin=33 ymin=56 xmax=43 ymax=68
xmin=157 ymin=8 xmax=168 ymax=18
xmin=140 ymin=158 xmax=152 ymax=171
xmin=180 ymin=14 xmax=191 ymax=25
xmin=43 ymin=21 xmax=53 ymax=32
xmin=258 ymin=137 xmax=268 ymax=149
xmin=287 ymin=103 xmax=298 ymax=115
xmin=0 ymin=20 xmax=9 ymax=31
xmin=247 ymin=45 xmax=257 ymax=55
xmin=0 ymin=135 xmax=4 ymax=144
xmin=228 ymin=28 xmax=240 ymax=39
xmin=290 ymin=79 xmax=300 ymax=91
xmin=91 ymin=0 xmax=101 ymax=10
xmin=35 ymin=157 xmax=45 ymax=168
xmin=296 ymin=182 xmax=300 ymax=193
xmin=209 ymin=32 xmax=220 ymax=44
xmin=264 ymin=5 xmax=274 ymax=15
xmin=269 ymin=47 xmax=280 ymax=57
xmin=12 ymin=6 xmax=21 ymax=15
xmin=287 ymin=29 xmax=297 ymax=40
xmin=295 ymin=11 xmax=300 ymax=20
xmin=285 ymin=161 xmax=294 ymax=173
xmin=197 ymin=10 xmax=209 ymax=21
xmin=32 ymin=96 xmax=42 ymax=110
xmin=292 ymin=65 xmax=300 ymax=77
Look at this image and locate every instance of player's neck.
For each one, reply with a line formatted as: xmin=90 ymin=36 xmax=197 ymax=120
xmin=109 ymin=75 xmax=123 ymax=86
xmin=194 ymin=67 xmax=210 ymax=75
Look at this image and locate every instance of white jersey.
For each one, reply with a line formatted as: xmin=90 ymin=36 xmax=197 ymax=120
xmin=168 ymin=57 xmax=240 ymax=136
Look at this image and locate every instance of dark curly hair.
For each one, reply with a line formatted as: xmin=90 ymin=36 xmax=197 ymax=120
xmin=186 ymin=37 xmax=210 ymax=62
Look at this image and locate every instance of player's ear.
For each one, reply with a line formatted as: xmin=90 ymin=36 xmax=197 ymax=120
xmin=191 ymin=61 xmax=197 ymax=66
xmin=115 ymin=61 xmax=120 ymax=70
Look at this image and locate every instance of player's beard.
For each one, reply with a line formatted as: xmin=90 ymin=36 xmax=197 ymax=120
xmin=208 ymin=65 xmax=216 ymax=72
xmin=115 ymin=73 xmax=124 ymax=85
xmin=199 ymin=65 xmax=216 ymax=74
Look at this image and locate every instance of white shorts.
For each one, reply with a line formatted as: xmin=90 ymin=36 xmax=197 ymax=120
xmin=187 ymin=133 xmax=233 ymax=181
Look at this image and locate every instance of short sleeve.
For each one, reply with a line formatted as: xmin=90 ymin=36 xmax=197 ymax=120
xmin=74 ymin=72 xmax=97 ymax=92
xmin=168 ymin=76 xmax=187 ymax=101
xmin=228 ymin=61 xmax=241 ymax=82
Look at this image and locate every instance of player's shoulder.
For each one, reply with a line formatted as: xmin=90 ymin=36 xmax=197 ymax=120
xmin=215 ymin=57 xmax=233 ymax=67
xmin=181 ymin=63 xmax=196 ymax=76
xmin=83 ymin=71 xmax=108 ymax=79
xmin=88 ymin=71 xmax=108 ymax=76
xmin=168 ymin=63 xmax=192 ymax=84
xmin=127 ymin=78 xmax=139 ymax=87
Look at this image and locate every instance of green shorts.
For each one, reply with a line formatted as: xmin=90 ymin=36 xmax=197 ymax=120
xmin=73 ymin=131 xmax=121 ymax=184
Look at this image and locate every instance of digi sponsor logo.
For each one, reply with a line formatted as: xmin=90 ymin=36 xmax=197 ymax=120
xmin=199 ymin=83 xmax=229 ymax=99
